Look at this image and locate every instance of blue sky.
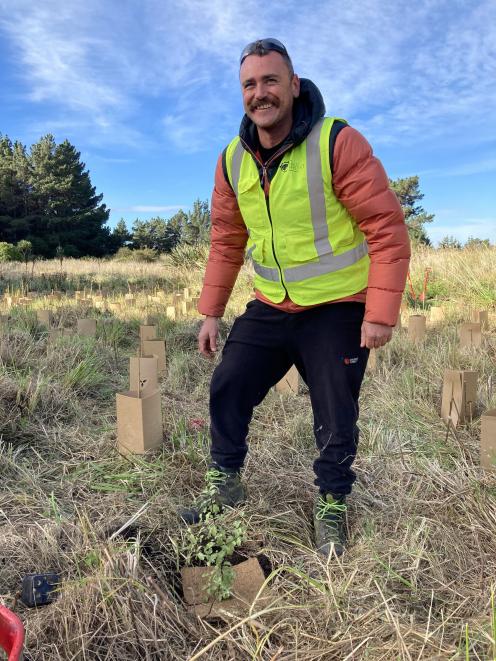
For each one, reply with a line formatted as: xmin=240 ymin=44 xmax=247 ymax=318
xmin=1 ymin=0 xmax=495 ymax=245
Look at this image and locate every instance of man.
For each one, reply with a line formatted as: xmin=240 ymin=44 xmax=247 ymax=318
xmin=181 ymin=39 xmax=410 ymax=557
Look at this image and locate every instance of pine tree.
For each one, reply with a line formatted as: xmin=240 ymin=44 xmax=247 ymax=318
xmin=0 ymin=136 xmax=14 ymax=237
xmin=168 ymin=209 xmax=188 ymax=245
xmin=438 ymin=235 xmax=462 ymax=249
xmin=389 ymin=176 xmax=434 ymax=245
xmin=465 ymin=236 xmax=491 ymax=249
xmin=182 ymin=199 xmax=211 ymax=244
xmin=131 ymin=216 xmax=181 ymax=253
xmin=131 ymin=219 xmax=149 ymax=249
xmin=29 ymin=134 xmax=58 ymax=214
xmin=12 ymin=141 xmax=33 ymax=219
xmin=111 ymin=218 xmax=132 ymax=250
xmin=0 ymin=135 xmax=35 ymax=243
xmin=0 ymin=132 xmax=114 ymax=257
xmin=29 ymin=136 xmax=111 ymax=256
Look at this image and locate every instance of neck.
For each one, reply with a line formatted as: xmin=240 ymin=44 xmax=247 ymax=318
xmin=257 ymin=119 xmax=292 ymax=148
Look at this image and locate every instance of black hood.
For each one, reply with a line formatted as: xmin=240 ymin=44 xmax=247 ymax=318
xmin=239 ymin=78 xmax=326 ymax=152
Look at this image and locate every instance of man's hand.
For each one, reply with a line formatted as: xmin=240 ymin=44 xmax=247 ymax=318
xmin=360 ymin=320 xmax=393 ymax=349
xmin=198 ymin=316 xmax=220 ymax=357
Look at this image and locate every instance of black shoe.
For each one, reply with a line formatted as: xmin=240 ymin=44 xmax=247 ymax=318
xmin=313 ymin=493 xmax=347 ymax=557
xmin=178 ymin=464 xmax=246 ymax=525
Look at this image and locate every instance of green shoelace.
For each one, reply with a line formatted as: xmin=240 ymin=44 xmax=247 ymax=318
xmin=316 ymin=496 xmax=347 ymax=521
xmin=205 ymin=468 xmax=228 ymax=488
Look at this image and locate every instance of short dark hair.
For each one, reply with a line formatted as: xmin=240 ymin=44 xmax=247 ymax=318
xmin=240 ymin=38 xmax=294 ymax=78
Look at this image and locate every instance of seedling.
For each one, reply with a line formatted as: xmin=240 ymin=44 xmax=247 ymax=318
xmin=181 ymin=512 xmax=247 ymax=600
xmin=179 ymin=470 xmax=248 ymax=600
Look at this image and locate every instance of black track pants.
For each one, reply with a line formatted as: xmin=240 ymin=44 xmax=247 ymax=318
xmin=209 ymin=299 xmax=368 ymax=495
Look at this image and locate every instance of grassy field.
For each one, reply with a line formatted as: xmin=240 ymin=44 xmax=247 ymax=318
xmin=0 ymin=246 xmax=495 ymax=660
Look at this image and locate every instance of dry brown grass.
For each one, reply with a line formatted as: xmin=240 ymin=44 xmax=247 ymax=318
xmin=0 ymin=248 xmax=495 ymax=660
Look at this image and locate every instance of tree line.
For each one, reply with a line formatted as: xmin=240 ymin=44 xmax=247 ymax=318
xmin=112 ymin=199 xmax=211 ymax=255
xmin=1 ymin=132 xmax=490 ymax=261
xmin=0 ymin=132 xmax=211 ymax=261
xmin=438 ymin=236 xmax=492 ymax=250
xmin=0 ymin=133 xmax=111 ymax=258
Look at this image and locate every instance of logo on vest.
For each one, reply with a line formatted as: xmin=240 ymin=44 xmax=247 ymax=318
xmin=279 ymin=160 xmax=303 ymax=173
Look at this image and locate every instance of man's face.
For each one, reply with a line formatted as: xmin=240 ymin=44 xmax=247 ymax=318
xmin=240 ymin=51 xmax=300 ymax=133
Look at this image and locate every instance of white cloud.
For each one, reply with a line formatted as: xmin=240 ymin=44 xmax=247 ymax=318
xmin=358 ymin=1 xmax=496 ymax=145
xmin=1 ymin=0 xmax=495 ymax=151
xmin=1 ymin=4 xmax=127 ymax=113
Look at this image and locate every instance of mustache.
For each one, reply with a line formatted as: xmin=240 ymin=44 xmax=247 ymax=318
xmin=250 ymin=98 xmax=277 ymax=110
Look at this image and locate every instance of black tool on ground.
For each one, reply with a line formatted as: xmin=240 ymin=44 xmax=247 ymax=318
xmin=21 ymin=573 xmax=60 ymax=607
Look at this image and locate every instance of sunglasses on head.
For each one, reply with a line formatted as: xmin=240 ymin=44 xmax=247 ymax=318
xmin=239 ymin=38 xmax=289 ymax=65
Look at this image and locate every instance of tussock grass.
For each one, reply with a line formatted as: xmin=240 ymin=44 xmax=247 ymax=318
xmin=408 ymin=246 xmax=496 ymax=307
xmin=0 ymin=246 xmax=210 ymax=298
xmin=0 ymin=248 xmax=495 ymax=660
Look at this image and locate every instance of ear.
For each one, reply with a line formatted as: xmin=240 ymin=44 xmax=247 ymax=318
xmin=292 ymin=74 xmax=300 ymax=98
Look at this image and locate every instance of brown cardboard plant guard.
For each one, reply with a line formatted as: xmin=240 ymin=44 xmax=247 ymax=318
xmin=440 ymin=369 xmax=478 ymax=428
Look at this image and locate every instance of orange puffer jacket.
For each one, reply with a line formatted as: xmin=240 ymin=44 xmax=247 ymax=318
xmin=198 ymin=125 xmax=410 ymax=327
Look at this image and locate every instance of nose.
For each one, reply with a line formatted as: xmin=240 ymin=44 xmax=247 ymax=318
xmin=254 ymin=81 xmax=268 ymax=99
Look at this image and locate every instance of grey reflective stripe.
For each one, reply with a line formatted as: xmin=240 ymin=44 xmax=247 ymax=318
xmin=230 ymin=141 xmax=244 ymax=196
xmin=253 ymin=262 xmax=280 ymax=281
xmin=306 ymin=118 xmax=333 ymax=256
xmin=248 ymin=244 xmax=280 ymax=280
xmin=283 ymin=118 xmax=368 ymax=283
xmin=284 ymin=241 xmax=368 ymax=282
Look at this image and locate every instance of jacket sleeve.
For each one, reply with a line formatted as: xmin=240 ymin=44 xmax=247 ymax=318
xmin=198 ymin=153 xmax=249 ymax=317
xmin=332 ymin=126 xmax=411 ymax=326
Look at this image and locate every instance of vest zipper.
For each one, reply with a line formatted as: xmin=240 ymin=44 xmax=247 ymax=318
xmin=263 ymin=183 xmax=288 ymax=297
xmin=240 ymin=139 xmax=293 ymax=297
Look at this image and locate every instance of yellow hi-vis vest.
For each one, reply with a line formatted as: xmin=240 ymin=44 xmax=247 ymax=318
xmin=225 ymin=117 xmax=370 ymax=305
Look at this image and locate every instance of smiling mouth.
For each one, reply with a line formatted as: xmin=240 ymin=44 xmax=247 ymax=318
xmin=253 ymin=103 xmax=274 ymax=111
